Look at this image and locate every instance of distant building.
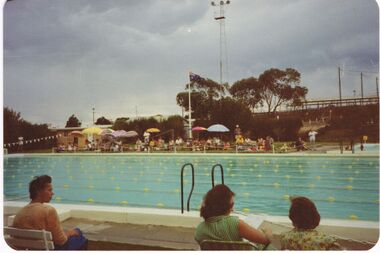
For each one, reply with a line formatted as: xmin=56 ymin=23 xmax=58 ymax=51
xmin=49 ymin=125 xmax=112 ymax=149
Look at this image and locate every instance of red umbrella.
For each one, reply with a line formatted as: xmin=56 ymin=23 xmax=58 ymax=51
xmin=192 ymin=126 xmax=207 ymax=131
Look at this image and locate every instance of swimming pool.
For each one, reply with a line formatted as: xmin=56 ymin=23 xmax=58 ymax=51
xmin=354 ymin=143 xmax=380 ymax=153
xmin=3 ymin=154 xmax=379 ymax=221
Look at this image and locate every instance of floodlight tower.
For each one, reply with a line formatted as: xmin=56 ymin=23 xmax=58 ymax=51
xmin=211 ymin=0 xmax=230 ymax=86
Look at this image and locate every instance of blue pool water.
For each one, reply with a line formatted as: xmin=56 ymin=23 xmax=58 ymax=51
xmin=3 ymin=154 xmax=379 ymax=221
xmin=354 ymin=143 xmax=380 ymax=153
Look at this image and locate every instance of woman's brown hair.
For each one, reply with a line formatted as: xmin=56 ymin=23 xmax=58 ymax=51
xmin=200 ymin=184 xmax=235 ymax=220
xmin=289 ymin=196 xmax=320 ymax=229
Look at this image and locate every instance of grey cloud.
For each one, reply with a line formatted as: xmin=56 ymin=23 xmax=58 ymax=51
xmin=3 ymin=0 xmax=378 ymax=126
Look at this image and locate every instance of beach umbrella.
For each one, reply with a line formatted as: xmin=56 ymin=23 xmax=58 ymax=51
xmin=69 ymin=131 xmax=84 ymax=137
xmin=192 ymin=126 xmax=207 ymax=131
xmin=125 ymin=131 xmax=139 ymax=138
xmin=146 ymin=128 xmax=160 ymax=133
xmin=112 ymin=130 xmax=128 ymax=138
xmin=82 ymin=127 xmax=103 ymax=135
xmin=100 ymin=129 xmax=114 ymax=136
xmin=192 ymin=126 xmax=207 ymax=139
xmin=207 ymin=124 xmax=230 ymax=132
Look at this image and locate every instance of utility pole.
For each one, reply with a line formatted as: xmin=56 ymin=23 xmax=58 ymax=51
xmin=92 ymin=107 xmax=95 ymax=125
xmin=376 ymin=76 xmax=379 ymax=98
xmin=360 ymin=72 xmax=364 ymax=105
xmin=188 ymin=82 xmax=193 ymax=139
xmin=211 ymin=0 xmax=230 ymax=85
xmin=338 ymin=67 xmax=342 ymax=106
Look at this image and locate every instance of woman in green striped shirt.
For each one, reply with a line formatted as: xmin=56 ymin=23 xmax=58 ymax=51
xmin=194 ymin=184 xmax=272 ymax=247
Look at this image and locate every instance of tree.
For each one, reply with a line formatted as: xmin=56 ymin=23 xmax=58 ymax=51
xmin=95 ymin=116 xmax=112 ymax=125
xmin=113 ymin=117 xmax=129 ymax=130
xmin=126 ymin=117 xmax=159 ymax=136
xmin=209 ymin=97 xmax=254 ymax=134
xmin=4 ymin=107 xmax=22 ymax=144
xmin=229 ymin=77 xmax=262 ymax=112
xmin=176 ymin=77 xmax=226 ymax=121
xmin=3 ymin=107 xmax=53 ymax=152
xmin=160 ymin=115 xmax=185 ymax=140
xmin=257 ymin=68 xmax=308 ymax=113
xmin=65 ymin=114 xmax=81 ymax=127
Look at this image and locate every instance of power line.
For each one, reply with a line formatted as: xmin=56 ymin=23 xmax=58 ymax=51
xmin=341 ymin=68 xmax=379 ymax=75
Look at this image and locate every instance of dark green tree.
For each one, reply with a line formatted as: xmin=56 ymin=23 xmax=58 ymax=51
xmin=3 ymin=107 xmax=53 ymax=152
xmin=257 ymin=68 xmax=308 ymax=113
xmin=127 ymin=117 xmax=159 ymax=136
xmin=176 ymin=78 xmax=225 ymax=121
xmin=65 ymin=114 xmax=81 ymax=127
xmin=113 ymin=117 xmax=129 ymax=130
xmin=229 ymin=77 xmax=262 ymax=112
xmin=95 ymin=116 xmax=112 ymax=125
xmin=3 ymin=107 xmax=22 ymax=144
xmin=209 ymin=97 xmax=254 ymax=134
xmin=160 ymin=115 xmax=185 ymax=140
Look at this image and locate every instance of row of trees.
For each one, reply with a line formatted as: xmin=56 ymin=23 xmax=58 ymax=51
xmin=176 ymin=68 xmax=308 ymax=139
xmin=4 ymin=107 xmax=54 ymax=151
xmin=113 ymin=115 xmax=185 ymax=141
xmin=64 ymin=114 xmax=185 ymax=141
xmin=4 ymin=67 xmax=308 ymax=150
xmin=65 ymin=115 xmax=112 ymax=127
xmin=63 ymin=68 xmax=308 ymax=141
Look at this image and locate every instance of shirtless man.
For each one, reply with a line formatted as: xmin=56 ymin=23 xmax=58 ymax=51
xmin=13 ymin=175 xmax=87 ymax=250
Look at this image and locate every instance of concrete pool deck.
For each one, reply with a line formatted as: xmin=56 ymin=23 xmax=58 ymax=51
xmin=3 ymin=202 xmax=379 ymax=250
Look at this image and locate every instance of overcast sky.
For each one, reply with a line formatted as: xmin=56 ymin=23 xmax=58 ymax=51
xmin=3 ymin=0 xmax=379 ymax=127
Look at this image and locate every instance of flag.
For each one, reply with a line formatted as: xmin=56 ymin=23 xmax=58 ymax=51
xmin=189 ymin=72 xmax=203 ymax=82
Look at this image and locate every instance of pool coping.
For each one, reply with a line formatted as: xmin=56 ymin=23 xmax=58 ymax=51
xmin=4 ymin=201 xmax=379 ymax=229
xmin=4 ymin=152 xmax=380 ymax=157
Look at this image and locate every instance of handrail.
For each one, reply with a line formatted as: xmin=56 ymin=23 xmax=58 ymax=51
xmin=180 ymin=163 xmax=195 ymax=213
xmin=211 ymin=164 xmax=224 ymax=187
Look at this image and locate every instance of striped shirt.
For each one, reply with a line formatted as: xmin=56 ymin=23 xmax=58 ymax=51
xmin=194 ymin=215 xmax=242 ymax=244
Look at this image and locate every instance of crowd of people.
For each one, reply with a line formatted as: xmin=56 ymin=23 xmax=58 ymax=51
xmin=54 ymin=126 xmax=321 ymax=154
xmin=55 ymin=135 xmax=317 ymax=153
xmin=11 ymin=175 xmax=343 ymax=250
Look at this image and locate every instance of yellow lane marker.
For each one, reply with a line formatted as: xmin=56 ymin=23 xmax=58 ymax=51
xmin=349 ymin=214 xmax=358 ymax=220
xmin=327 ymin=197 xmax=335 ymax=202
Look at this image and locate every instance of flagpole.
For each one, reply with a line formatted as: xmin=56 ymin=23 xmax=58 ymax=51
xmin=188 ymin=77 xmax=193 ymax=140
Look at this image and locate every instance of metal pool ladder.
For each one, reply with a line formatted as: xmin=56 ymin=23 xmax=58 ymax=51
xmin=211 ymin=163 xmax=224 ymax=187
xmin=180 ymin=163 xmax=225 ymax=213
xmin=180 ymin=163 xmax=195 ymax=213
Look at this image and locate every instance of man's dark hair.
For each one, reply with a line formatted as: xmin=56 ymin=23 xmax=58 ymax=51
xmin=289 ymin=196 xmax=320 ymax=229
xmin=29 ymin=175 xmax=52 ymax=199
xmin=200 ymin=184 xmax=235 ymax=220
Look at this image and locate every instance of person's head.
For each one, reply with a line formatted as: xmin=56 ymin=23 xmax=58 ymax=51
xmin=29 ymin=175 xmax=54 ymax=203
xmin=200 ymin=184 xmax=235 ymax=220
xmin=289 ymin=196 xmax=320 ymax=229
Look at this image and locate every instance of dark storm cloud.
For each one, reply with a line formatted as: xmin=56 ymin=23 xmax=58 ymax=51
xmin=3 ymin=0 xmax=379 ymax=126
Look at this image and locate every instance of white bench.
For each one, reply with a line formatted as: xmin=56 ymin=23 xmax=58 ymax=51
xmin=4 ymin=226 xmax=54 ymax=250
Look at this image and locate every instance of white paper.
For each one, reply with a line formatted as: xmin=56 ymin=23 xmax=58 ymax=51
xmin=244 ymin=214 xmax=266 ymax=229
